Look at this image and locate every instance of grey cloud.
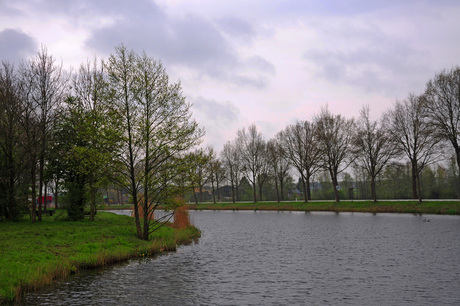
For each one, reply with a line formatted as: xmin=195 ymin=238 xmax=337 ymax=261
xmin=192 ymin=96 xmax=242 ymax=148
xmin=217 ymin=16 xmax=255 ymax=43
xmin=245 ymin=56 xmax=276 ymax=74
xmin=83 ymin=0 xmax=274 ymax=89
xmin=303 ymin=25 xmax=429 ymax=96
xmin=0 ymin=28 xmax=37 ymax=64
xmin=193 ymin=96 xmax=241 ymax=123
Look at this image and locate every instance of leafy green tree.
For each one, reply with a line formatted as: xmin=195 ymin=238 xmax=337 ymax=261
xmin=72 ymin=59 xmax=120 ymax=221
xmin=106 ymin=45 xmax=203 ymax=240
xmin=56 ymin=60 xmax=120 ymax=221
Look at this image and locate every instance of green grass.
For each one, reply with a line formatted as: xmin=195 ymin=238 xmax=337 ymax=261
xmin=0 ymin=211 xmax=200 ymax=303
xmin=188 ymin=200 xmax=460 ymax=215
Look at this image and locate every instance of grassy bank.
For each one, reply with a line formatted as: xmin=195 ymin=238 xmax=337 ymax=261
xmin=188 ymin=200 xmax=460 ymax=215
xmin=0 ymin=212 xmax=200 ymax=304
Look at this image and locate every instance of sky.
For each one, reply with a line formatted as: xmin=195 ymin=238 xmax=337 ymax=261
xmin=1 ymin=0 xmax=459 ymax=151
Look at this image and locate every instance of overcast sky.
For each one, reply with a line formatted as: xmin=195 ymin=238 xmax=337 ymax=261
xmin=1 ymin=0 xmax=459 ymax=150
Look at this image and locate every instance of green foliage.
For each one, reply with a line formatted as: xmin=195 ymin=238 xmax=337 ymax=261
xmin=62 ymin=180 xmax=86 ymax=221
xmin=105 ymin=44 xmax=204 ymax=239
xmin=53 ymin=209 xmax=69 ymax=221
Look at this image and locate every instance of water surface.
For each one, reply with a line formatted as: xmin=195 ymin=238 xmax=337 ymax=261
xmin=25 ymin=211 xmax=460 ymax=305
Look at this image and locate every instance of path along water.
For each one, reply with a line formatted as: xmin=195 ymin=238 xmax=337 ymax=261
xmin=25 ymin=211 xmax=460 ymax=305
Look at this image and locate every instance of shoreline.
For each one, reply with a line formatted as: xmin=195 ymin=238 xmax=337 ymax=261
xmin=0 ymin=212 xmax=200 ymax=304
xmin=187 ymin=200 xmax=460 ymax=215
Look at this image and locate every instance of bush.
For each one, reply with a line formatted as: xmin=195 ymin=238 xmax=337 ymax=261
xmin=63 ymin=180 xmax=86 ymax=221
xmin=53 ymin=210 xmax=69 ymax=221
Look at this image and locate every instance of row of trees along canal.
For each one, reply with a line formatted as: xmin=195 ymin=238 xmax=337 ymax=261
xmin=0 ymin=44 xmax=459 ymax=227
xmin=188 ymin=67 xmax=460 ymax=204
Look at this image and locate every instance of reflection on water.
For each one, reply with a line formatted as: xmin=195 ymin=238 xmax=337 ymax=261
xmin=25 ymin=211 xmax=460 ymax=305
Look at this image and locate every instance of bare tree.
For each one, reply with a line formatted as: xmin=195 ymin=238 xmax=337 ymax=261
xmin=220 ymin=140 xmax=241 ymax=203
xmin=209 ymin=154 xmax=225 ymax=203
xmin=267 ymin=138 xmax=291 ymax=202
xmin=278 ymin=120 xmax=321 ymax=202
xmin=0 ymin=62 xmax=26 ymax=220
xmin=424 ymin=66 xmax=460 ymax=198
xmin=236 ymin=125 xmax=265 ymax=203
xmin=20 ymin=46 xmax=68 ymax=221
xmin=353 ymin=106 xmax=398 ymax=202
xmin=315 ymin=107 xmax=355 ymax=202
xmin=383 ymin=94 xmax=442 ymax=201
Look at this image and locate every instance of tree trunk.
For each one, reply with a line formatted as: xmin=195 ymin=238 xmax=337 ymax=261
xmin=411 ymin=160 xmax=418 ymax=199
xmin=216 ymin=174 xmax=221 ymax=202
xmin=199 ymin=185 xmax=203 ymax=202
xmin=280 ymin=178 xmax=285 ymax=201
xmin=417 ymin=172 xmax=423 ymax=203
xmin=117 ymin=189 xmax=121 ymax=204
xmin=143 ymin=199 xmax=149 ymax=240
xmin=211 ymin=175 xmax=216 ymax=204
xmin=300 ymin=175 xmax=308 ymax=203
xmin=274 ymin=176 xmax=280 ymax=203
xmin=456 ymin=149 xmax=460 ymax=199
xmin=236 ymin=181 xmax=240 ymax=202
xmin=53 ymin=180 xmax=59 ymax=209
xmin=90 ymin=184 xmax=96 ymax=221
xmin=131 ymin=179 xmax=142 ymax=239
xmin=330 ymin=170 xmax=340 ymax=203
xmin=38 ymin=155 xmax=44 ymax=221
xmin=258 ymin=180 xmax=263 ymax=202
xmin=231 ymin=176 xmax=236 ymax=203
xmin=252 ymin=174 xmax=257 ymax=203
xmin=193 ymin=186 xmax=198 ymax=205
xmin=31 ymin=164 xmax=36 ymax=222
xmin=371 ymin=176 xmax=377 ymax=202
xmin=7 ymin=167 xmax=15 ymax=221
xmin=306 ymin=174 xmax=312 ymax=201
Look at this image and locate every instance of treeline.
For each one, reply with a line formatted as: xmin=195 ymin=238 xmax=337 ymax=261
xmin=0 ymin=45 xmax=203 ymax=241
xmin=185 ymin=67 xmax=460 ymax=204
xmin=1 ymin=45 xmax=459 ymax=228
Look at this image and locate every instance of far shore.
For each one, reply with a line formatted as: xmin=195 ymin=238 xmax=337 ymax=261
xmin=185 ymin=200 xmax=460 ymax=215
xmin=100 ymin=200 xmax=460 ymax=215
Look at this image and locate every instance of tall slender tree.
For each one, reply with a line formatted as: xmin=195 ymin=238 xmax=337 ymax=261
xmin=220 ymin=141 xmax=241 ymax=203
xmin=236 ymin=125 xmax=265 ymax=203
xmin=267 ymin=138 xmax=291 ymax=202
xmin=383 ymin=94 xmax=442 ymax=201
xmin=278 ymin=120 xmax=321 ymax=202
xmin=315 ymin=107 xmax=355 ymax=202
xmin=21 ymin=46 xmax=68 ymax=221
xmin=0 ymin=62 xmax=25 ymax=220
xmin=106 ymin=45 xmax=203 ymax=240
xmin=353 ymin=106 xmax=398 ymax=202
xmin=424 ymin=66 xmax=460 ymax=198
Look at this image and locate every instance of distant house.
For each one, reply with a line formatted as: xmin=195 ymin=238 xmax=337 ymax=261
xmin=288 ymin=188 xmax=302 ymax=199
xmin=37 ymin=195 xmax=54 ymax=208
